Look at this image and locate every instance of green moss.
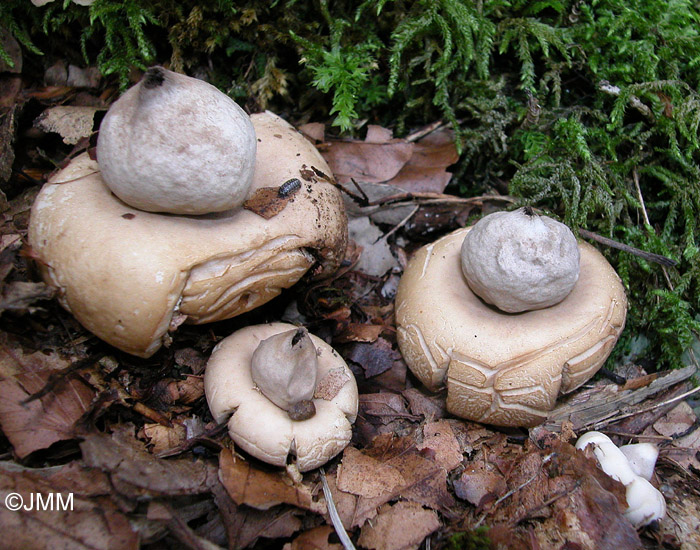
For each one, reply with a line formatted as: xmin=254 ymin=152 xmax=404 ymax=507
xmin=444 ymin=527 xmax=492 ymax=550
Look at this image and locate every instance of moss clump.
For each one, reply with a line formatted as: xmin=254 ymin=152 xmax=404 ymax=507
xmin=444 ymin=527 xmax=492 ymax=550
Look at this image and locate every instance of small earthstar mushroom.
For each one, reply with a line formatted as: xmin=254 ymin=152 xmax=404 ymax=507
xmin=251 ymin=327 xmax=318 ymax=421
xmin=576 ymin=431 xmax=666 ymax=527
xmin=395 ymin=221 xmax=626 ymax=427
xmin=96 ymin=66 xmax=257 ymax=215
xmin=205 ymin=323 xmax=359 ymax=472
xmin=460 ymin=206 xmax=580 ymax=313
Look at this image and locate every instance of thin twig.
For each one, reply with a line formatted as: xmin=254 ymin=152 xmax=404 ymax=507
xmin=578 ymin=228 xmax=677 ymax=267
xmin=405 ymin=120 xmax=447 ymax=142
xmin=475 ymin=453 xmax=554 ymax=527
xmin=320 ymin=468 xmax=356 ymax=550
xmin=633 ymin=166 xmax=675 ymax=289
xmin=334 ymin=178 xmax=515 ymax=211
xmin=632 ymin=167 xmax=651 ymax=227
xmin=21 ymin=354 xmax=104 ymax=404
xmin=511 ymin=483 xmax=580 ymax=526
xmin=51 ymin=170 xmax=100 ymax=185
xmin=602 ymin=432 xmax=674 ymax=441
xmin=598 ymin=81 xmax=654 ymax=121
xmin=589 ymin=385 xmax=700 ymax=431
xmin=377 ymin=204 xmax=420 ymax=243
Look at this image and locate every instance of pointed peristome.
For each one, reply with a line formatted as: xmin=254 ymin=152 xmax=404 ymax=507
xmin=251 ymin=327 xmax=318 ymax=420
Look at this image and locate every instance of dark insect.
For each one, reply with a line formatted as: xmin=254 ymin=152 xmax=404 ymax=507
xmin=278 ymin=178 xmax=301 ymax=198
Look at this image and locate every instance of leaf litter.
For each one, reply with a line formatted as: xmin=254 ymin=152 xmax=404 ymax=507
xmin=0 ymin=74 xmax=699 ymax=550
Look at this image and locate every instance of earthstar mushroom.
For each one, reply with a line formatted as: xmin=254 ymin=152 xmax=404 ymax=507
xmin=28 ymin=111 xmax=347 ymax=357
xmin=205 ymin=323 xmax=359 ymax=472
xmin=395 ymin=222 xmax=627 ymax=427
xmin=96 ymin=66 xmax=257 ymax=215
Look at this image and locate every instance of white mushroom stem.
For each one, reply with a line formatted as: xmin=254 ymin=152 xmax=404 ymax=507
xmin=251 ymin=327 xmax=318 ymax=420
xmin=576 ymin=431 xmax=665 ymax=527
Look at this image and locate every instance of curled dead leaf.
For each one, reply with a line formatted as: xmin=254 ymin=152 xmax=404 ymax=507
xmin=243 ymin=179 xmax=301 ymax=219
xmin=218 ymin=448 xmax=324 ymax=513
xmin=0 ymin=461 xmax=138 ymax=550
xmin=0 ymin=345 xmax=94 ymax=458
xmin=34 ymin=105 xmax=100 ymax=145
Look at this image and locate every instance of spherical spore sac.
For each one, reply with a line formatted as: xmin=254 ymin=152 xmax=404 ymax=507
xmin=460 ymin=207 xmax=580 ymax=313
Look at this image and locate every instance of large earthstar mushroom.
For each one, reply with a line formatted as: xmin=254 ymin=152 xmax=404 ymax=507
xmin=28 ymin=110 xmax=347 ymax=357
xmin=205 ymin=323 xmax=358 ymax=472
xmin=395 ymin=211 xmax=627 ymax=427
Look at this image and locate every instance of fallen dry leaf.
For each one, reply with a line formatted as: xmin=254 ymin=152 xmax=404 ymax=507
xmin=656 ymin=485 xmax=700 ymax=550
xmin=666 ymin=426 xmax=700 ymax=472
xmin=388 ymin=130 xmax=459 ymax=194
xmin=364 ymin=125 xmax=394 ymax=143
xmin=80 ymin=426 xmax=218 ymax=498
xmin=148 ymin=375 xmax=205 ymax=408
xmin=417 ymin=420 xmax=463 ymax=471
xmin=346 ymin=338 xmax=403 ymax=379
xmin=653 ymin=401 xmax=696 ymax=437
xmin=485 ymin=437 xmax=641 ymax=550
xmin=218 ymin=447 xmax=324 ymax=513
xmin=319 ymin=124 xmax=457 ymax=195
xmin=141 ymin=422 xmax=187 ymax=455
xmin=283 ymin=525 xmax=343 ymax=550
xmin=173 ymin=347 xmax=207 ymax=374
xmin=34 ymin=105 xmax=100 ymax=145
xmin=211 ymin=481 xmax=303 ymax=550
xmin=322 ymin=468 xmax=359 ymax=529
xmin=357 ymin=500 xmax=440 ymax=550
xmin=347 ymin=216 xmax=400 ymax=277
xmin=243 ymin=178 xmax=301 ymax=219
xmin=0 ymin=461 xmax=138 ymax=550
xmin=298 ymin=122 xmax=325 ymax=142
xmin=402 ymin=388 xmax=446 ymax=421
xmin=359 ymin=393 xmax=418 ymax=424
xmin=337 ymin=446 xmax=405 ymax=498
xmin=335 ymin=323 xmax=385 ymax=344
xmin=453 ymin=460 xmax=508 ymax=508
xmin=321 ymin=140 xmax=414 ymax=184
xmin=0 ymin=344 xmax=94 ymax=458
xmin=333 ymin=434 xmax=456 ymax=528
xmin=0 ymin=280 xmax=56 ymax=314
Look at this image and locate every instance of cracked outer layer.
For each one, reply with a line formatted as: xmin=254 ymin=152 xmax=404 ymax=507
xmin=395 ymin=227 xmax=627 ymax=427
xmin=205 ymin=323 xmax=358 ymax=472
xmin=28 ymin=112 xmax=347 ymax=357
